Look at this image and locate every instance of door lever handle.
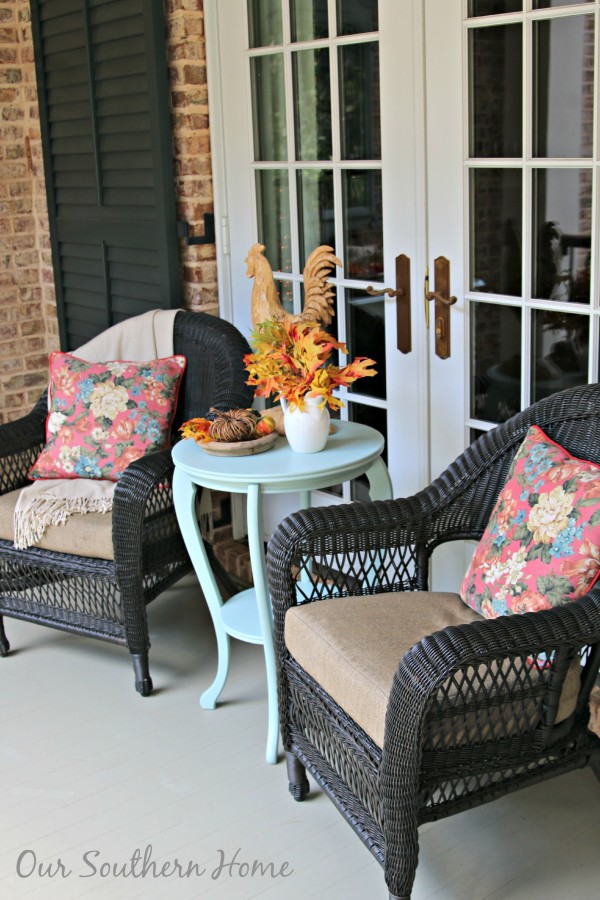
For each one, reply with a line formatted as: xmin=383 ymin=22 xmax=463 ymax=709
xmin=365 ymin=285 xmax=405 ymax=299
xmin=364 ymin=254 xmax=411 ymax=354
xmin=425 ymin=290 xmax=457 ymax=307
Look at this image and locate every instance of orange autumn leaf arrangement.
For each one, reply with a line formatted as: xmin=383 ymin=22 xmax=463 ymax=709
xmin=243 ymin=318 xmax=377 ymax=411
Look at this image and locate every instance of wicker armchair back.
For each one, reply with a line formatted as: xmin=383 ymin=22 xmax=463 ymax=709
xmin=267 ymin=382 xmax=600 ymax=900
xmin=0 ymin=310 xmax=254 ymax=695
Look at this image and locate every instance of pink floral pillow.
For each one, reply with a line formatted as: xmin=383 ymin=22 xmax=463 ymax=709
xmin=460 ymin=425 xmax=600 ymax=618
xmin=29 ymin=352 xmax=186 ymax=481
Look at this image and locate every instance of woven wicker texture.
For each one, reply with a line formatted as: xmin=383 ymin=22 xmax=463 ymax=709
xmin=267 ymin=383 xmax=600 ymax=899
xmin=0 ymin=311 xmax=254 ymax=695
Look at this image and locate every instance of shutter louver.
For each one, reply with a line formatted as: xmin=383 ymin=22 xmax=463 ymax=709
xmin=32 ymin=0 xmax=181 ymax=350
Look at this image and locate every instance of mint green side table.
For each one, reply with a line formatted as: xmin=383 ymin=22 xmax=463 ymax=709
xmin=171 ymin=421 xmax=392 ymax=764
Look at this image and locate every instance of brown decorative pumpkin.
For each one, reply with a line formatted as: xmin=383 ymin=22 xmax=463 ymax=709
xmin=208 ymin=408 xmax=257 ymax=443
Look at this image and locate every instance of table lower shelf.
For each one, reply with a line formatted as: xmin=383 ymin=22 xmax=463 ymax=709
xmin=220 ymin=588 xmax=267 ymax=644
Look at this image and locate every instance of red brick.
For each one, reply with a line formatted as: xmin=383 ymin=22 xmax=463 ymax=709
xmin=5 ymin=143 xmax=24 ymax=158
xmin=13 ymin=215 xmax=34 ymax=232
xmin=20 ymin=318 xmax=44 ymax=335
xmin=167 ymin=0 xmax=202 ymax=11
xmin=0 ymin=124 xmax=23 ymax=140
xmin=182 ymin=64 xmax=205 ymax=85
xmin=14 ymin=249 xmax=38 ymax=268
xmin=4 ymin=391 xmax=27 ymax=410
xmin=0 ymin=356 xmax=23 ymax=374
xmin=0 ymin=46 xmax=17 ymax=63
xmin=0 ymin=323 xmax=19 ymax=339
xmin=0 ymin=26 xmax=17 ymax=42
xmin=0 ymin=67 xmax=20 ymax=83
xmin=18 ymin=286 xmax=42 ymax=302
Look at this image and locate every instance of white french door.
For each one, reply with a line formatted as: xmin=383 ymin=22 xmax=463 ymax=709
xmin=206 ymin=0 xmax=600 ymax=573
xmin=206 ymin=0 xmax=429 ymax=509
xmin=425 ymin=0 xmax=600 ymax=587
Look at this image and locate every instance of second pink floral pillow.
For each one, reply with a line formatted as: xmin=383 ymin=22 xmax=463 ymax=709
xmin=460 ymin=425 xmax=600 ymax=618
xmin=29 ymin=352 xmax=186 ymax=481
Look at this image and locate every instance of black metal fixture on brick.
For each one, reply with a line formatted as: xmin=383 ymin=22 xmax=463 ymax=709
xmin=178 ymin=213 xmax=216 ymax=246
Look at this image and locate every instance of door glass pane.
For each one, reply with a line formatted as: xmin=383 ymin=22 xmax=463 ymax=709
xmin=470 ymin=428 xmax=488 ymax=444
xmin=468 ymin=1 xmax=522 ymax=14
xmin=342 ymin=170 xmax=383 ymax=280
xmin=471 ymin=302 xmax=521 ymax=424
xmin=250 ymin=55 xmax=287 ymax=161
xmin=534 ymin=1 xmax=592 ymax=8
xmin=531 ymin=310 xmax=589 ymax=403
xmin=532 ymin=169 xmax=592 ymax=303
xmin=469 ymin=24 xmax=522 ymax=158
xmin=248 ymin=0 xmax=282 ymax=48
xmin=339 ymin=43 xmax=381 ymax=160
xmin=345 ymin=288 xmax=386 ymax=399
xmin=470 ymin=168 xmax=522 ymax=295
xmin=533 ymin=16 xmax=594 ymax=158
xmin=349 ymin=403 xmax=388 ymax=499
xmin=297 ymin=169 xmax=334 ymax=268
xmin=256 ymin=169 xmax=292 ymax=272
xmin=293 ymin=49 xmax=332 ymax=160
xmin=337 ymin=0 xmax=378 ymax=36
xmin=276 ymin=279 xmax=294 ymax=314
xmin=290 ymin=0 xmax=328 ymax=42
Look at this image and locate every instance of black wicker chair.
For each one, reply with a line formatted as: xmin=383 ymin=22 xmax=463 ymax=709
xmin=267 ymin=383 xmax=600 ymax=899
xmin=0 ymin=310 xmax=254 ymax=695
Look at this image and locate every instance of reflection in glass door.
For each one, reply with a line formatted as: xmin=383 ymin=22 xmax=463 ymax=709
xmin=466 ymin=1 xmax=597 ymax=444
xmin=247 ymin=0 xmax=387 ymax=499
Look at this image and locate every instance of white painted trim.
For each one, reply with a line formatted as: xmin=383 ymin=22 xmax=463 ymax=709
xmin=410 ymin=0 xmax=431 ymax=489
xmin=204 ymin=0 xmax=233 ymax=323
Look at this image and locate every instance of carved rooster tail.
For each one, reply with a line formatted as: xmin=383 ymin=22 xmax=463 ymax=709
xmin=299 ymin=245 xmax=341 ymax=326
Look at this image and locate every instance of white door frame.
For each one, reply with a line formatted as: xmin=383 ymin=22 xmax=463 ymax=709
xmin=204 ymin=0 xmax=432 ymax=504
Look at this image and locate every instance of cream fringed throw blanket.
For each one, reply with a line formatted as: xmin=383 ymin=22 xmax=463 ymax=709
xmin=13 ymin=309 xmax=180 ymax=550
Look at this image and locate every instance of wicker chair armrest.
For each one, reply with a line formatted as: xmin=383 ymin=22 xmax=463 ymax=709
xmin=386 ymin=591 xmax=600 ymax=750
xmin=112 ymin=447 xmax=176 ymax=552
xmin=268 ymin=492 xmax=468 ymax=621
xmin=380 ymin=591 xmax=600 ymax=896
xmin=0 ymin=395 xmax=47 ymax=494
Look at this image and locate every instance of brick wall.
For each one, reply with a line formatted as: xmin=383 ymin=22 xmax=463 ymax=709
xmin=0 ymin=0 xmax=57 ymax=424
xmin=0 ymin=0 xmax=216 ymax=423
xmin=166 ymin=0 xmax=218 ymax=316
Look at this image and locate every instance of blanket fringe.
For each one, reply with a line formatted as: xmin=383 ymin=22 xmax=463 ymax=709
xmin=14 ymin=496 xmax=113 ymax=551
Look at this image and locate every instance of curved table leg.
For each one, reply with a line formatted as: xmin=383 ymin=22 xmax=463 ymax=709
xmin=247 ymin=482 xmax=279 ymax=765
xmin=365 ymin=456 xmax=394 ymax=501
xmin=172 ymin=467 xmax=231 ymax=710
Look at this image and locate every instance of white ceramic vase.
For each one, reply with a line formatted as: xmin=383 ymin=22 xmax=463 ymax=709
xmin=280 ymin=395 xmax=330 ymax=453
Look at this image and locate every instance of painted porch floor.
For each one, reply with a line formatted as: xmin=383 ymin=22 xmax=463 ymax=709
xmin=0 ymin=573 xmax=598 ymax=900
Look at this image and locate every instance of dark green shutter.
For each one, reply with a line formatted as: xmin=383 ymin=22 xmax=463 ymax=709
xmin=31 ymin=0 xmax=182 ymax=350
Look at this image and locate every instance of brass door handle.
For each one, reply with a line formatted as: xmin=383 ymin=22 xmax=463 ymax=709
xmin=425 ymin=256 xmax=456 ymax=360
xmin=425 ymin=290 xmax=457 ymax=307
xmin=364 ymin=254 xmax=411 ymax=354
xmin=366 ymin=285 xmax=405 ymax=299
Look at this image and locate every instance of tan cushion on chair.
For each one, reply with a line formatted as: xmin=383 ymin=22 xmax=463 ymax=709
xmin=0 ymin=488 xmax=114 ymax=560
xmin=285 ymin=592 xmax=580 ymax=748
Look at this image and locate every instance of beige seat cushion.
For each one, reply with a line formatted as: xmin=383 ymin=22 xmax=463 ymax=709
xmin=0 ymin=488 xmax=114 ymax=561
xmin=285 ymin=592 xmax=580 ymax=748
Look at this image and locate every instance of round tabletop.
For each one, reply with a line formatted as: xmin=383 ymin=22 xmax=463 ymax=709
xmin=171 ymin=420 xmax=385 ymax=494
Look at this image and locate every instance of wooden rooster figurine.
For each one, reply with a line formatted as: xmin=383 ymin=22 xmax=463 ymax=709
xmin=246 ymin=243 xmax=341 ymax=329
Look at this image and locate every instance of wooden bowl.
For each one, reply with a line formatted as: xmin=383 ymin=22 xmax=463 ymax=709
xmin=199 ymin=431 xmax=278 ymax=457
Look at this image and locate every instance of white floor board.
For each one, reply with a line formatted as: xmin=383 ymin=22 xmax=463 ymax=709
xmin=0 ymin=574 xmax=598 ymax=900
